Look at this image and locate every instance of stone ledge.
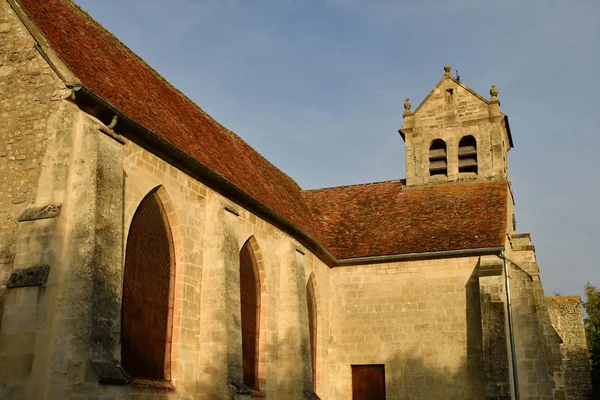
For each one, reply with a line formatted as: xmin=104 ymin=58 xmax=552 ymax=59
xmin=304 ymin=389 xmax=322 ymax=400
xmin=513 ymin=244 xmax=535 ymax=252
xmin=229 ymin=377 xmax=251 ymax=395
xmin=7 ymin=265 xmax=49 ymax=288
xmin=17 ymin=204 xmax=61 ymax=222
xmin=478 ymin=262 xmax=503 ymax=277
xmin=130 ymin=378 xmax=174 ymax=391
xmin=90 ymin=361 xmax=132 ymax=385
xmin=99 ymin=127 xmax=125 ymax=144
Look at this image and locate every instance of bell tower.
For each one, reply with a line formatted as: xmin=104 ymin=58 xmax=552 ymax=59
xmin=399 ymin=66 xmax=513 ymax=187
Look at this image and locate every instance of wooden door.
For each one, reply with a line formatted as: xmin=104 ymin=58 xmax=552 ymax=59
xmin=352 ymin=364 xmax=386 ymax=400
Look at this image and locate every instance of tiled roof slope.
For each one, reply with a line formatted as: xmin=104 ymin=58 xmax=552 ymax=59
xmin=15 ymin=0 xmax=509 ymax=261
xmin=17 ymin=0 xmax=323 ymax=242
xmin=302 ymin=180 xmax=508 ymax=259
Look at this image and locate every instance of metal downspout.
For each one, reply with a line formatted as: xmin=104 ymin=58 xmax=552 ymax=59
xmin=501 ymin=250 xmax=520 ymax=399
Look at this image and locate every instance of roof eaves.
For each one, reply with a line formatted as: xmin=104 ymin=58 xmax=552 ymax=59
xmin=337 ymin=246 xmax=506 ymax=266
xmin=73 ymin=84 xmax=338 ymax=267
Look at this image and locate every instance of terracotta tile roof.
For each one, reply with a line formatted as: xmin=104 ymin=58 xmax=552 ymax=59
xmin=17 ymin=0 xmax=323 ymax=242
xmin=15 ymin=0 xmax=509 ymax=261
xmin=302 ymin=180 xmax=508 ymax=259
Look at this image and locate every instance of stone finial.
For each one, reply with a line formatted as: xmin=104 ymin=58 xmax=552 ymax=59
xmin=403 ymin=97 xmax=412 ymax=117
xmin=490 ymin=85 xmax=498 ymax=99
xmin=490 ymin=84 xmax=499 ymax=103
xmin=444 ymin=65 xmax=452 ymax=77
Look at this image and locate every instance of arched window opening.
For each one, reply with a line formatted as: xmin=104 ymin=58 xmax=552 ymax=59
xmin=306 ymin=277 xmax=317 ymax=390
xmin=429 ymin=139 xmax=448 ymax=176
xmin=458 ymin=135 xmax=478 ymax=174
xmin=121 ymin=191 xmax=175 ymax=380
xmin=240 ymin=240 xmax=261 ymax=390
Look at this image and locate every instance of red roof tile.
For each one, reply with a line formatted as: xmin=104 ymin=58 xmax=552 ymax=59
xmin=15 ymin=0 xmax=509 ymax=261
xmin=17 ymin=0 xmax=323 ymax=242
xmin=302 ymin=180 xmax=508 ymax=259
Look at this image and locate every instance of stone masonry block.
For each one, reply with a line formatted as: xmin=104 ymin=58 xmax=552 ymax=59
xmin=0 ymin=354 xmax=33 ymax=380
xmin=90 ymin=360 xmax=132 ymax=384
xmin=6 ymin=265 xmax=49 ymax=288
xmin=17 ymin=204 xmax=61 ymax=221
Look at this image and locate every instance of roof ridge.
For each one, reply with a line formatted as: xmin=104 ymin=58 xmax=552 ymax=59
xmin=303 ymin=179 xmax=403 ymax=192
xmin=65 ymin=1 xmax=302 ymax=193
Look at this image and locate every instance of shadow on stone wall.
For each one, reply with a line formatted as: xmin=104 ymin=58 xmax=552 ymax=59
xmin=381 ymin=270 xmax=486 ymax=399
xmin=385 ymin=352 xmax=484 ymax=399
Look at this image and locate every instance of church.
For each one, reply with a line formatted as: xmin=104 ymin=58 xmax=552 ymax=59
xmin=0 ymin=0 xmax=592 ymax=399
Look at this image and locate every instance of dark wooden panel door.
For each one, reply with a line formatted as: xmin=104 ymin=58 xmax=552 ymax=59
xmin=240 ymin=241 xmax=260 ymax=389
xmin=121 ymin=192 xmax=174 ymax=380
xmin=352 ymin=365 xmax=386 ymax=400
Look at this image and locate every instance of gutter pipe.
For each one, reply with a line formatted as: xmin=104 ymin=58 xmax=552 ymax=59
xmin=337 ymin=246 xmax=505 ymax=265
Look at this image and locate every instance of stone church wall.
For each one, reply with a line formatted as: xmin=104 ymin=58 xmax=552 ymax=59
xmin=547 ymin=296 xmax=593 ymax=400
xmin=328 ymin=256 xmax=487 ymax=400
xmin=117 ymin=140 xmax=332 ymax=399
xmin=0 ymin=2 xmax=591 ymax=398
xmin=0 ymin=0 xmax=65 ymax=329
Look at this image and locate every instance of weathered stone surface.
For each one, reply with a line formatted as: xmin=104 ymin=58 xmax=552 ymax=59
xmin=400 ymin=68 xmax=510 ymax=187
xmin=547 ymin=296 xmax=593 ymax=400
xmin=478 ymin=272 xmax=511 ymax=399
xmin=228 ymin=377 xmax=251 ymax=394
xmin=17 ymin=203 xmax=61 ymax=221
xmin=303 ymin=389 xmax=321 ymax=399
xmin=90 ymin=361 xmax=132 ymax=384
xmin=6 ymin=265 xmax=49 ymax=288
xmin=0 ymin=0 xmax=61 ymax=327
xmin=0 ymin=353 xmax=33 ymax=380
xmin=479 ymin=260 xmax=503 ymax=277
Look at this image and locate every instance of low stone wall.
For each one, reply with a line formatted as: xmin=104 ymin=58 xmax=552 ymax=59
xmin=547 ymin=296 xmax=593 ymax=400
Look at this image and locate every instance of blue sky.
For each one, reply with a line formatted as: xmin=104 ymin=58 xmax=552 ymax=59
xmin=75 ymin=0 xmax=599 ymax=297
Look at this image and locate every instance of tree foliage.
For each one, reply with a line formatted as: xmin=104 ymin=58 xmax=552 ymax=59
xmin=584 ymin=282 xmax=600 ymax=396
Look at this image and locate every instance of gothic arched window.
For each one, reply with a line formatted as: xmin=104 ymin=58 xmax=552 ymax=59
xmin=240 ymin=240 xmax=261 ymax=390
xmin=458 ymin=135 xmax=478 ymax=174
xmin=121 ymin=191 xmax=175 ymax=380
xmin=306 ymin=277 xmax=318 ymax=391
xmin=429 ymin=139 xmax=448 ymax=176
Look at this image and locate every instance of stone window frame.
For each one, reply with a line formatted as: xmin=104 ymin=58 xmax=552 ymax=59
xmin=121 ymin=185 xmax=184 ymax=388
xmin=239 ymin=236 xmax=268 ymax=393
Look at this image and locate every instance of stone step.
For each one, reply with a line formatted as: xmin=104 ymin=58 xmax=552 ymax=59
xmin=510 ymin=233 xmax=535 ymax=251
